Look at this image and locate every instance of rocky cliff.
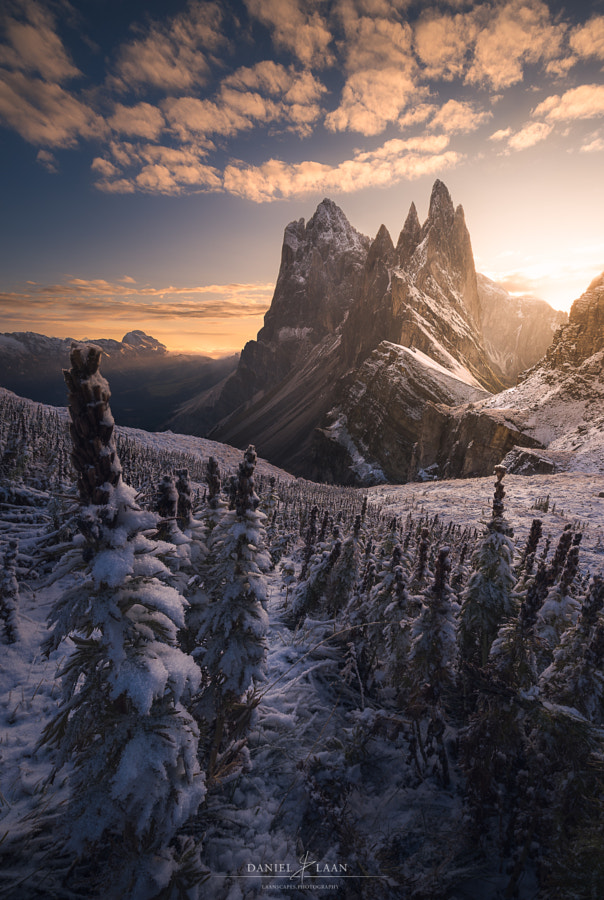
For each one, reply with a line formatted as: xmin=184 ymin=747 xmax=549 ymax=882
xmin=341 ymin=181 xmax=503 ymax=392
xmin=174 ymin=181 xmax=570 ymax=484
xmin=475 ymin=271 xmax=604 ymax=474
xmin=478 ymin=275 xmax=568 ymax=380
xmin=171 ymin=199 xmax=370 ymax=436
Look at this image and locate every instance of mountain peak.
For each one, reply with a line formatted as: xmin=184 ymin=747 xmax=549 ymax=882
xmin=305 ymin=198 xmax=367 ymax=255
xmin=122 ymin=331 xmax=167 ymax=353
xmin=427 ymin=179 xmax=455 ymax=228
xmin=373 ymin=224 xmax=395 ymax=254
xmin=397 ymin=201 xmax=421 ymax=267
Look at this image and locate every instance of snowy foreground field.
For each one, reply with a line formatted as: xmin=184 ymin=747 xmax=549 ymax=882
xmin=1 ymin=384 xmax=604 ymax=900
xmin=369 ymin=474 xmax=604 ymax=572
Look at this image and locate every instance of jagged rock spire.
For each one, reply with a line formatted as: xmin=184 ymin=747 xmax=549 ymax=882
xmin=397 ymin=201 xmax=421 ymax=267
xmin=425 ymin=179 xmax=455 ymax=232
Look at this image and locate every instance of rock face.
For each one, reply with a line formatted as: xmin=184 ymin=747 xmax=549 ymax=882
xmin=312 ymin=341 xmax=492 ymax=484
xmin=478 ymin=275 xmax=567 ymax=379
xmin=174 ymin=199 xmax=370 ymax=435
xmin=178 ymin=180 xmax=569 ymax=483
xmin=544 ymin=271 xmax=604 ymax=367
xmin=342 ymin=180 xmax=503 ymax=392
xmin=475 ymin=271 xmax=604 ymax=474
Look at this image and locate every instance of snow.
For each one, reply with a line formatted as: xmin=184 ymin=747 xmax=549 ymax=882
xmin=277 ymin=326 xmax=312 ymax=342
xmin=392 ymin=342 xmax=489 ymax=393
xmin=477 ymin=350 xmax=604 ymax=473
xmin=1 ymin=383 xmax=604 ymax=898
xmin=323 ymin=411 xmax=388 ymax=484
xmin=368 ymin=473 xmax=604 ymax=571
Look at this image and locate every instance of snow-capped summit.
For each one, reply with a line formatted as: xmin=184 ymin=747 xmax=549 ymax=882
xmin=121 ymin=330 xmax=167 ymax=353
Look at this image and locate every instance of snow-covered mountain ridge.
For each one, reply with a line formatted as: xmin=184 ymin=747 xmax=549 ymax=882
xmin=0 ymin=330 xmax=238 ymax=432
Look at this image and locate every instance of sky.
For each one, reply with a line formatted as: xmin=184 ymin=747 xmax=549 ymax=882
xmin=0 ymin=0 xmax=603 ymax=355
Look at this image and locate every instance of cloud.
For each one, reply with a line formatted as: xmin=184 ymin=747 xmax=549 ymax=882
xmin=163 ymin=95 xmax=252 ymax=140
xmin=414 ymin=11 xmax=476 ymax=80
xmin=428 ymin=99 xmax=492 ymax=134
xmin=506 ymin=120 xmax=553 ymax=150
xmin=133 ymin=161 xmax=222 ymax=194
xmin=92 ymin=142 xmax=225 ymax=194
xmin=221 ymin=64 xmax=327 ymax=135
xmin=0 ymin=1 xmax=80 ymax=83
xmin=36 ymin=147 xmax=57 ymax=172
xmin=533 ymin=84 xmax=604 ymax=122
xmin=489 ymin=126 xmax=512 ymax=141
xmin=325 ymin=67 xmax=422 ymax=134
xmin=224 ymin=60 xmax=293 ymax=95
xmin=163 ymin=64 xmax=326 ymax=142
xmin=580 ymin=133 xmax=604 ymax=153
xmin=398 ymin=103 xmax=437 ymax=130
xmin=222 ymin=135 xmax=459 ymax=201
xmin=0 ymin=278 xmax=275 ymax=324
xmin=338 ymin=13 xmax=414 ymax=73
xmin=244 ymin=0 xmax=333 ymax=67
xmin=466 ymin=0 xmax=566 ymax=90
xmin=109 ymin=103 xmax=165 ymax=140
xmin=111 ymin=1 xmax=226 ymax=93
xmin=570 ymin=16 xmax=604 ymax=59
xmin=0 ymin=70 xmax=106 ymax=146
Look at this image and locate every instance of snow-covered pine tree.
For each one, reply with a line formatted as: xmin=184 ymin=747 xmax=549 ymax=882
xmin=324 ymin=514 xmax=363 ymax=617
xmin=406 ymin=547 xmax=457 ymax=785
xmin=410 ymin=526 xmax=431 ymax=590
xmin=535 ymin=539 xmax=582 ymax=659
xmin=382 ymin=549 xmax=414 ymax=705
xmin=196 ymin=445 xmax=270 ymax=777
xmin=300 ymin=504 xmax=319 ymax=581
xmin=0 ymin=539 xmax=19 ymax=643
xmin=408 ymin=546 xmax=458 ymax=709
xmin=516 ymin=518 xmax=543 ymax=579
xmin=540 ymin=575 xmax=604 ymax=723
xmin=175 ymin=468 xmax=193 ymax=530
xmin=202 ymin=456 xmax=226 ymax=537
xmin=288 ymin=529 xmax=341 ymax=624
xmin=41 ymin=343 xmax=205 ymax=898
xmin=155 ymin=473 xmax=180 ymax=541
xmin=489 ymin=559 xmax=548 ymax=691
xmin=458 ymin=465 xmax=516 ymax=669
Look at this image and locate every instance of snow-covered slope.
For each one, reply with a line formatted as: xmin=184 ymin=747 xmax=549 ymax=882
xmin=477 ymin=272 xmax=604 ymax=474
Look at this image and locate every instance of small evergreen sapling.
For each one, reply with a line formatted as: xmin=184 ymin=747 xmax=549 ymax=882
xmin=540 ymin=575 xmax=604 ymax=723
xmin=0 ymin=539 xmax=20 ymax=643
xmin=409 ymin=546 xmax=458 ymax=709
xmin=196 ymin=445 xmax=270 ymax=775
xmin=458 ymin=466 xmax=516 ymax=669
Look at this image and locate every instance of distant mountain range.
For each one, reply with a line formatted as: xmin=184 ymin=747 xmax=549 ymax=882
xmin=168 ymin=180 xmax=571 ymax=483
xmin=0 ymin=330 xmax=238 ymax=432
